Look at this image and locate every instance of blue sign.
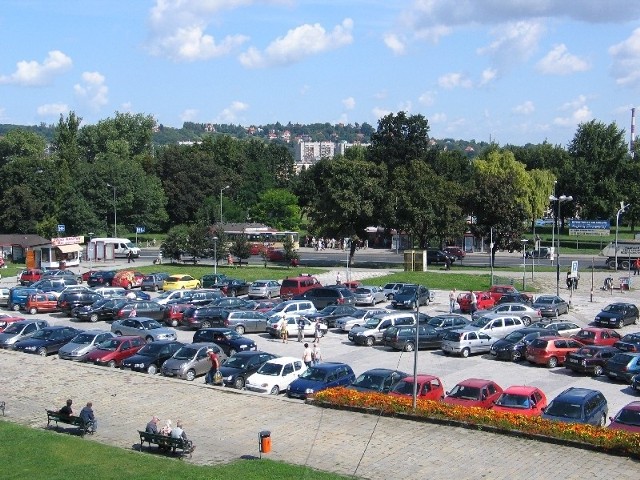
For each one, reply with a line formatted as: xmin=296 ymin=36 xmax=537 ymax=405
xmin=136 ymin=226 xmax=145 ymax=234
xmin=569 ymin=220 xmax=610 ymax=229
xmin=57 ymin=224 xmax=65 ymax=232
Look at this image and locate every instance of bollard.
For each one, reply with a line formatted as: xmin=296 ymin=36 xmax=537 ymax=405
xmin=259 ymin=430 xmax=271 ymax=456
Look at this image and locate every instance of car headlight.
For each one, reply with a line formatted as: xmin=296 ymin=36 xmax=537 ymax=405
xmin=25 ymin=345 xmax=37 ymax=351
xmin=240 ymin=345 xmax=248 ymax=349
xmin=305 ymin=388 xmax=315 ymax=394
xmin=134 ymin=363 xmax=145 ymax=368
xmin=226 ymin=375 xmax=233 ymax=381
xmin=356 ymin=332 xmax=364 ymax=336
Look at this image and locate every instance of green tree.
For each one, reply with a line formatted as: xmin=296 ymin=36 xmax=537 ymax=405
xmin=230 ymin=234 xmax=251 ymax=261
xmin=251 ymin=189 xmax=301 ymax=230
xmin=0 ymin=129 xmax=47 ymax=166
xmin=282 ymin=234 xmax=299 ymax=268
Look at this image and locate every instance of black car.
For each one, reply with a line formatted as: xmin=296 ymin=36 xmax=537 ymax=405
xmin=74 ymin=298 xmax=129 ymax=323
xmin=426 ymin=249 xmax=456 ymax=265
xmin=12 ymin=326 xmax=82 ymax=356
xmin=114 ymin=301 xmax=166 ymax=321
xmin=201 ymin=274 xmax=228 ymax=289
xmin=488 ymin=327 xmax=549 ymax=361
xmin=594 ymin=303 xmax=639 ymax=328
xmin=57 ymin=292 xmax=103 ymax=316
xmin=390 ymin=284 xmax=431 ymax=309
xmin=294 ymin=287 xmax=356 ymax=309
xmin=614 ymin=332 xmax=640 ymax=352
xmin=382 ymin=324 xmax=442 ymax=351
xmin=214 ymin=278 xmax=251 ymax=297
xmin=166 ymin=289 xmax=224 ymax=307
xmin=496 ymin=292 xmax=533 ymax=306
xmin=181 ymin=299 xmax=256 ymax=329
xmin=120 ymin=340 xmax=184 ymax=374
xmin=532 ymin=295 xmax=569 ymax=317
xmin=564 ymin=346 xmax=620 ymax=376
xmin=306 ymin=305 xmax=361 ymax=328
xmin=604 ymin=352 xmax=640 ymax=383
xmin=218 ymin=350 xmax=278 ymax=389
xmin=348 ymin=368 xmax=409 ymax=393
xmin=424 ymin=314 xmax=470 ymax=334
xmin=193 ymin=327 xmax=257 ymax=356
xmin=87 ymin=270 xmax=117 ymax=287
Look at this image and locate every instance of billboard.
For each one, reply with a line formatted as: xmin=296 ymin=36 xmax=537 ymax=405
xmin=569 ymin=220 xmax=610 ymax=236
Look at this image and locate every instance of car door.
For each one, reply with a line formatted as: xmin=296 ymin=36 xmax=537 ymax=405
xmin=477 ymin=332 xmax=493 ymax=352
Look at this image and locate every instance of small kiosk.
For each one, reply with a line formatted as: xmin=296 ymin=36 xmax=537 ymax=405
xmin=33 ymin=236 xmax=84 ymax=269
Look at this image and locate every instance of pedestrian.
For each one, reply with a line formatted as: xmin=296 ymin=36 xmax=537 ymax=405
xmin=312 ymin=343 xmax=322 ymax=365
xmin=127 ymin=250 xmax=134 ymax=263
xmin=314 ymin=321 xmax=323 ymax=343
xmin=634 ymin=258 xmax=640 ymax=275
xmin=205 ymin=347 xmax=221 ymax=385
xmin=297 ymin=316 xmax=306 ymax=342
xmin=336 ymin=271 xmax=342 ymax=285
xmin=469 ymin=290 xmax=477 ymax=314
xmin=58 ymin=399 xmax=73 ymax=416
xmin=445 ymin=256 xmax=451 ymax=270
xmin=145 ymin=416 xmax=160 ymax=434
xmin=79 ymin=401 xmax=97 ymax=433
xmin=280 ymin=318 xmax=288 ymax=343
xmin=449 ymin=288 xmax=457 ymax=313
xmin=302 ymin=343 xmax=313 ymax=368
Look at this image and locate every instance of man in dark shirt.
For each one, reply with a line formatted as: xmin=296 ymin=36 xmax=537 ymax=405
xmin=145 ymin=416 xmax=159 ymax=434
xmin=59 ymin=399 xmax=73 ymax=416
xmin=79 ymin=402 xmax=97 ymax=433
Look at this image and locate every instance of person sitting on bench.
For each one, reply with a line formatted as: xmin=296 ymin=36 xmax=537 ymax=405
xmin=59 ymin=399 xmax=73 ymax=417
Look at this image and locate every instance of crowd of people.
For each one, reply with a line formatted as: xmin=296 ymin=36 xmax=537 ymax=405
xmin=145 ymin=416 xmax=193 ymax=452
xmin=303 ymin=236 xmax=368 ymax=251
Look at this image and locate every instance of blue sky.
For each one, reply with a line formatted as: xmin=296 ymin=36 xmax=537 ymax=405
xmin=2 ymin=0 xmax=640 ymax=146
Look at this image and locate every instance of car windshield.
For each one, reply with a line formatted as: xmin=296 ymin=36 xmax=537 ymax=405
xmin=173 ymin=347 xmax=197 ymax=360
xmin=614 ymin=408 xmax=640 ymax=426
xmin=141 ymin=320 xmax=162 ymax=330
xmin=427 ymin=318 xmax=445 ymax=327
xmin=30 ymin=329 xmax=53 ymax=340
xmin=355 ymin=288 xmax=372 ymax=294
xmin=363 ymin=317 xmax=382 ymax=328
xmin=98 ymin=339 xmax=121 ymax=351
xmin=71 ymin=333 xmax=97 ymax=344
xmin=443 ymin=331 xmax=462 ymax=342
xmin=224 ymin=356 xmax=249 ymax=369
xmin=603 ymin=304 xmax=625 ymax=313
xmin=156 ymin=291 xmax=173 ymax=300
xmin=576 ymin=347 xmax=598 ymax=357
xmin=299 ymin=367 xmax=328 ymax=382
xmin=224 ymin=331 xmax=240 ymax=339
xmin=398 ymin=287 xmax=417 ymax=296
xmin=253 ymin=281 xmax=267 ymax=287
xmin=503 ymin=331 xmax=527 ymax=342
xmin=383 ymin=284 xmax=396 ymax=290
xmin=545 ymin=401 xmax=582 ymax=419
xmin=257 ymin=362 xmax=283 ymax=376
xmin=448 ymin=385 xmax=481 ymax=400
xmin=495 ymin=393 xmax=531 ymax=409
xmin=3 ymin=324 xmax=25 ymax=334
xmin=574 ymin=330 xmax=595 ymax=339
xmin=319 ymin=306 xmax=337 ymax=314
xmin=354 ymin=374 xmax=383 ymax=390
xmin=270 ymin=303 xmax=288 ymax=313
xmin=137 ymin=343 xmax=166 ymax=355
xmin=391 ymin=380 xmax=416 ymax=395
xmin=470 ymin=317 xmax=491 ymax=328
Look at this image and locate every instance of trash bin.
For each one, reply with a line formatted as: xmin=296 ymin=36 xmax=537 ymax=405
xmin=619 ymin=277 xmax=630 ymax=291
xmin=259 ymin=430 xmax=271 ymax=454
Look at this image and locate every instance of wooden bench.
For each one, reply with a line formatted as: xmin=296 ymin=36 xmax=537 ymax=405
xmin=232 ymin=260 xmax=248 ymax=267
xmin=138 ymin=430 xmax=194 ymax=458
xmin=181 ymin=257 xmax=199 ymax=264
xmin=46 ymin=409 xmax=94 ymax=437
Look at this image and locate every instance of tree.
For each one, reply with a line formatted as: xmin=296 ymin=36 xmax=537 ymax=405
xmin=230 ymin=234 xmax=251 ymax=262
xmin=282 ymin=235 xmax=299 ymax=268
xmin=251 ymin=189 xmax=301 ymax=231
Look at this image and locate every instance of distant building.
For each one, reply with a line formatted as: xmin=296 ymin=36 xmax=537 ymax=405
xmin=293 ymin=140 xmax=370 ymax=171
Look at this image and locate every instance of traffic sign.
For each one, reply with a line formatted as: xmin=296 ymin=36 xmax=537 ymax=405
xmin=57 ymin=224 xmax=65 ymax=233
xmin=136 ymin=226 xmax=145 ymax=234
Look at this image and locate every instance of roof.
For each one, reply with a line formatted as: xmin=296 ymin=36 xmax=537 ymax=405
xmin=266 ymin=356 xmax=301 ymax=365
xmin=0 ymin=234 xmax=50 ymax=248
xmin=455 ymin=378 xmax=496 ymax=388
xmin=502 ymin=386 xmax=541 ymax=395
xmin=621 ymin=401 xmax=640 ymax=411
xmin=556 ymin=387 xmax=601 ymax=400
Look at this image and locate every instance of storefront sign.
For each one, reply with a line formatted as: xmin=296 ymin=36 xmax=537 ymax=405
xmin=51 ymin=236 xmax=84 ymax=246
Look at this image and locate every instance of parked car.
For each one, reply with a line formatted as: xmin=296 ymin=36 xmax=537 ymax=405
xmin=614 ymin=332 xmax=640 ymax=352
xmin=160 ymin=342 xmax=226 ymax=381
xmin=0 ymin=314 xmax=25 ymax=332
xmin=525 ymin=336 xmax=583 ymax=367
xmin=489 ymin=327 xmax=550 ymax=362
xmin=465 ymin=314 xmax=526 ymax=339
xmin=214 ymin=278 xmax=251 ymax=297
xmin=540 ymin=321 xmax=581 ymax=337
xmin=426 ymin=248 xmax=456 ymax=265
xmin=200 ymin=274 xmax=228 ymax=289
xmin=163 ymin=275 xmax=201 ymax=291
xmin=180 ymin=301 xmax=249 ymax=329
xmin=424 ymin=314 xmax=471 ymax=335
xmin=91 ymin=286 xmax=127 ymax=298
xmin=492 ymin=386 xmax=547 ymax=416
xmin=295 ymin=286 xmax=356 ymax=309
xmin=248 ymin=280 xmax=281 ymax=299
xmin=604 ymin=352 xmax=640 ymax=383
xmin=12 ymin=326 xmax=82 ymax=356
xmin=83 ymin=335 xmax=146 ymax=367
xmin=381 ymin=283 xmax=408 ymax=300
xmin=571 ymin=328 xmax=622 ymax=346
xmin=111 ymin=317 xmax=177 ymax=343
xmin=525 ymin=247 xmax=552 ymax=259
xmin=266 ymin=315 xmax=328 ymax=339
xmin=443 ymin=378 xmax=503 ymax=409
xmin=25 ymin=292 xmax=59 ymax=314
xmin=487 ymin=285 xmax=532 ymax=303
xmin=41 ymin=269 xmax=82 ymax=283
xmin=57 ymin=291 xmax=102 ymax=316
xmin=305 ymin=305 xmax=361 ymax=328
xmin=472 ymin=303 xmax=542 ymax=325
xmin=218 ymin=351 xmax=278 ymax=389
xmin=444 ymin=246 xmax=465 ymax=260
xmin=58 ymin=330 xmax=115 ymax=361
xmin=353 ymin=286 xmax=386 ymax=306
xmin=390 ymin=284 xmax=432 ymax=309
xmin=73 ymin=297 xmax=129 ymax=323
xmin=154 ymin=289 xmax=195 ymax=306
xmin=496 ymin=292 xmax=534 ymax=306
xmin=287 ymin=362 xmax=356 ymax=399
xmin=279 ymin=275 xmax=321 ymax=299
xmin=245 ymin=356 xmax=307 ymax=394
xmin=542 ymin=387 xmax=608 ymax=426
xmin=608 ymin=401 xmax=640 ymax=433
xmin=87 ymin=270 xmax=117 ymax=287
xmin=340 ymin=280 xmax=362 ymax=292
xmin=7 ymin=287 xmax=40 ymax=311
xmin=0 ymin=287 xmax=9 ymax=308
xmin=633 ymin=374 xmax=640 ymax=394
xmin=140 ymin=273 xmax=169 ymax=292
xmin=0 ymin=319 xmax=49 ymax=349
xmin=120 ymin=340 xmax=184 ymax=374
xmin=531 ymin=295 xmax=569 ymax=317
xmin=169 ymin=289 xmax=225 ymax=307
xmin=265 ymin=300 xmax=317 ymax=321
xmin=111 ymin=270 xmax=145 ymax=290
xmin=19 ymin=269 xmax=44 ymax=286
xmin=441 ymin=329 xmax=497 ymax=357
xmin=335 ymin=308 xmax=391 ymax=332
xmin=222 ymin=310 xmax=269 ymax=334
xmin=347 ymin=368 xmax=408 ymax=393
xmin=383 ymin=324 xmax=443 ymax=352
xmin=162 ymin=303 xmax=191 ymax=327
xmin=389 ymin=375 xmax=445 ymax=401
xmin=457 ymin=291 xmax=495 ymax=314
xmin=113 ymin=301 xmax=166 ymax=321
xmin=594 ymin=303 xmax=640 ymax=328
xmin=565 ymin=346 xmax=620 ymax=376
xmin=193 ymin=327 xmax=256 ymax=356
xmin=349 ymin=312 xmax=417 ymax=346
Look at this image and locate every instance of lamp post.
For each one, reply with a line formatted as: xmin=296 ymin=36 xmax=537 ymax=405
xmin=550 ymin=180 xmax=557 ymax=264
xmin=615 ymin=202 xmax=631 ymax=271
xmin=106 ymin=183 xmax=117 ymax=237
xmin=213 ymin=236 xmax=219 ymax=275
xmin=220 ymin=185 xmax=230 ymax=225
xmin=550 ymin=194 xmax=573 ymax=295
xmin=521 ymin=239 xmax=528 ymax=290
xmin=412 ymin=290 xmax=420 ymax=411
xmin=87 ymin=232 xmax=94 ymax=272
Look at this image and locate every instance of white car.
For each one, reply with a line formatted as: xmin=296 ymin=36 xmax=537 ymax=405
xmin=265 ymin=300 xmax=317 ymax=320
xmin=266 ymin=314 xmax=328 ymax=338
xmin=336 ymin=308 xmax=390 ymax=332
xmin=353 ymin=286 xmax=387 ymax=306
xmin=154 ymin=289 xmax=193 ymax=306
xmin=245 ymin=356 xmax=307 ymax=394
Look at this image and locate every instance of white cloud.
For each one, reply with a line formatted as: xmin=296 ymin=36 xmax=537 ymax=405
xmin=121 ymin=102 xmax=133 ymax=112
xmin=479 ymin=68 xmax=498 ymax=86
xmin=152 ymin=26 xmax=249 ymax=62
xmin=372 ymin=107 xmax=392 ymax=119
xmin=0 ymin=50 xmax=72 ymax=86
xmin=74 ymin=71 xmax=108 ymax=111
xmin=513 ymin=100 xmax=535 ymax=115
xmin=37 ymin=103 xmax=69 ymax=117
xmin=553 ymin=95 xmax=592 ymax=127
xmin=537 ymin=44 xmax=590 ymax=75
xmin=609 ymin=28 xmax=640 ymax=88
xmin=215 ymin=101 xmax=249 ymax=122
xmin=383 ymin=33 xmax=406 ymax=55
xmin=180 ymin=108 xmax=199 ymax=122
xmin=438 ymin=72 xmax=472 ymax=89
xmin=238 ymin=18 xmax=353 ymax=68
xmin=430 ymin=112 xmax=447 ymax=124
xmin=418 ymin=91 xmax=436 ymax=106
xmin=342 ymin=97 xmax=356 ymax=110
xmin=477 ymin=21 xmax=544 ymax=66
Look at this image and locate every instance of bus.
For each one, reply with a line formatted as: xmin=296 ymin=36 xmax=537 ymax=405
xmin=223 ymin=227 xmax=299 ymax=255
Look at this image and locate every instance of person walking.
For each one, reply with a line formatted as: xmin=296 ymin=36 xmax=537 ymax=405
xmin=205 ymin=347 xmax=221 ymax=385
xmin=449 ymin=288 xmax=457 ymax=313
xmin=336 ymin=272 xmax=342 ymax=285
xmin=314 ymin=321 xmax=323 ymax=343
xmin=312 ymin=343 xmax=322 ymax=365
xmin=634 ymin=258 xmax=640 ymax=275
xmin=280 ymin=318 xmax=288 ymax=343
xmin=469 ymin=290 xmax=477 ymax=314
xmin=297 ymin=316 xmax=306 ymax=342
xmin=302 ymin=343 xmax=313 ymax=368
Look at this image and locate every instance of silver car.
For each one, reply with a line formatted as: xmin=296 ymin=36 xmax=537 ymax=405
xmin=353 ymin=286 xmax=386 ymax=306
xmin=441 ymin=329 xmax=497 ymax=357
xmin=336 ymin=308 xmax=390 ymax=332
xmin=0 ymin=319 xmax=49 ymax=349
xmin=248 ymin=280 xmax=281 ymax=299
xmin=0 ymin=287 xmax=9 ymax=307
xmin=465 ymin=314 xmax=526 ymax=339
xmin=161 ymin=342 xmax=227 ymax=381
xmin=58 ymin=330 xmax=115 ymax=361
xmin=222 ymin=310 xmax=269 ymax=334
xmin=471 ymin=303 xmax=542 ymax=325
xmin=111 ymin=317 xmax=177 ymax=343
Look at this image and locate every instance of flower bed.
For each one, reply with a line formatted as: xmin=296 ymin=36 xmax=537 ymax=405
xmin=312 ymin=387 xmax=640 ymax=458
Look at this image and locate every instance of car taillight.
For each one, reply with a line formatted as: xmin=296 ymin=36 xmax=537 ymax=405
xmin=337 ymin=298 xmax=345 ymax=304
xmin=224 ymin=319 xmax=229 ymax=326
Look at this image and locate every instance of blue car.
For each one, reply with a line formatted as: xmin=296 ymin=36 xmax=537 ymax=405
xmin=192 ymin=327 xmax=257 ymax=356
xmin=541 ymin=387 xmax=608 ymax=426
xmin=7 ymin=287 xmax=40 ymax=311
xmin=287 ymin=362 xmax=356 ymax=399
xmin=12 ymin=326 xmax=82 ymax=356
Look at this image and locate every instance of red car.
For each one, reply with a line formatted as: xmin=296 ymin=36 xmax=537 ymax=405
xmin=389 ymin=375 xmax=445 ymax=401
xmin=25 ymin=293 xmax=59 ymax=315
xmin=83 ymin=335 xmax=145 ymax=367
xmin=19 ymin=269 xmax=44 ymax=286
xmin=492 ymin=386 xmax=547 ymax=416
xmin=82 ymin=270 xmax=98 ymax=282
xmin=525 ymin=335 xmax=583 ymax=368
xmin=457 ymin=291 xmax=495 ymax=313
xmin=163 ymin=303 xmax=190 ymax=327
xmin=608 ymin=401 xmax=640 ymax=433
xmin=111 ymin=270 xmax=145 ymax=290
xmin=571 ymin=328 xmax=622 ymax=346
xmin=341 ymin=281 xmax=362 ymax=292
xmin=487 ymin=285 xmax=531 ymax=303
xmin=444 ymin=246 xmax=465 ymax=260
xmin=443 ymin=378 xmax=503 ymax=409
xmin=0 ymin=314 xmax=25 ymax=332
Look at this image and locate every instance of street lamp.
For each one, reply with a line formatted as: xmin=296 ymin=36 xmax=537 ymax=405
xmin=550 ymin=180 xmax=557 ymax=265
xmin=615 ymin=202 xmax=631 ymax=271
xmin=106 ymin=183 xmax=117 ymax=237
xmin=521 ymin=239 xmax=528 ymax=290
xmin=220 ymin=185 xmax=230 ymax=225
xmin=550 ymin=194 xmax=573 ymax=295
xmin=87 ymin=232 xmax=95 ymax=272
xmin=213 ymin=236 xmax=219 ymax=275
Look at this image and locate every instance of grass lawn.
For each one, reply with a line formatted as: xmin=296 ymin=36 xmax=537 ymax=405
xmin=133 ymin=265 xmax=329 ymax=283
xmin=0 ymin=420 xmax=353 ymax=480
xmin=360 ymin=271 xmax=504 ymax=292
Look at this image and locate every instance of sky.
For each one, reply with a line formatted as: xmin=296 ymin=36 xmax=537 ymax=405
xmin=2 ymin=0 xmax=640 ymax=146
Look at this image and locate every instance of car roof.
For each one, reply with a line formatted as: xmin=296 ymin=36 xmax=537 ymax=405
xmin=399 ymin=374 xmax=439 ymax=382
xmin=360 ymin=368 xmax=401 ymax=376
xmin=231 ymin=350 xmax=274 ymax=357
xmin=309 ymin=362 xmax=351 ymax=371
xmin=266 ymin=356 xmax=301 ymax=365
xmin=556 ymin=387 xmax=602 ymax=401
xmin=502 ymin=385 xmax=541 ymax=395
xmin=199 ymin=327 xmax=233 ymax=333
xmin=620 ymin=401 xmax=640 ymax=412
xmin=455 ymin=378 xmax=496 ymax=388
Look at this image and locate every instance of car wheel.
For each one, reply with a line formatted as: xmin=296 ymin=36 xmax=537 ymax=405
xmin=147 ymin=364 xmax=158 ymax=375
xmin=593 ymin=365 xmax=604 ymax=376
xmin=37 ymin=347 xmax=47 ymax=356
xmin=365 ymin=336 xmax=375 ymax=347
xmin=229 ymin=348 xmax=237 ymax=356
xmin=404 ymin=342 xmax=415 ymax=352
xmin=511 ymin=350 xmax=522 ymax=362
xmin=153 ymin=285 xmax=159 ymax=292
xmin=270 ymin=385 xmax=280 ymax=395
xmin=29 ymin=307 xmax=37 ymax=315
xmin=170 ymin=319 xmax=178 ymax=327
xmin=201 ymin=321 xmax=211 ymax=328
xmin=554 ymin=309 xmax=559 ymax=318
xmin=461 ymin=348 xmax=470 ymax=358
xmin=235 ymin=325 xmax=245 ymax=335
xmin=599 ymin=414 xmax=607 ymax=427
xmin=266 ymin=291 xmax=271 ymax=299
xmin=107 ymin=360 xmax=117 ymax=368
xmin=145 ymin=336 xmax=154 ymax=343
xmin=105 ymin=281 xmax=111 ymax=286
xmin=89 ymin=313 xmax=99 ymax=323
xmin=114 ymin=330 xmax=122 ymax=336
xmin=617 ymin=320 xmax=623 ymax=329
xmin=185 ymin=369 xmax=196 ymax=381
xmin=12 ymin=304 xmax=20 ymax=311
xmin=521 ymin=317 xmax=531 ymax=326
xmin=547 ymin=356 xmax=558 ymax=368
xmin=234 ymin=376 xmax=245 ymax=389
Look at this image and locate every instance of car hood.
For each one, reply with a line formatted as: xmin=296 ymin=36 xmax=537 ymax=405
xmin=596 ymin=311 xmax=622 ymax=319
xmin=85 ymin=349 xmax=117 ymax=360
xmin=348 ymin=384 xmax=382 ymax=393
xmin=13 ymin=338 xmax=52 ymax=348
xmin=122 ymin=353 xmax=155 ymax=364
xmin=288 ymin=377 xmax=330 ymax=392
xmin=59 ymin=343 xmax=95 ymax=355
xmin=443 ymin=397 xmax=484 ymax=407
xmin=218 ymin=366 xmax=244 ymax=376
xmin=349 ymin=326 xmax=368 ymax=334
xmin=0 ymin=333 xmax=21 ymax=344
xmin=492 ymin=338 xmax=518 ymax=348
xmin=229 ymin=338 xmax=256 ymax=347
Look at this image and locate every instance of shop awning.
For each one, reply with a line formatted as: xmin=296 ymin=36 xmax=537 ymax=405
xmin=56 ymin=244 xmax=81 ymax=253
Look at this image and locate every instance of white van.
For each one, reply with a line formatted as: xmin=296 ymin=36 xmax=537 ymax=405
xmin=88 ymin=238 xmax=140 ymax=260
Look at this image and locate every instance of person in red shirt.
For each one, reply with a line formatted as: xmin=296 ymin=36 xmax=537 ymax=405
xmin=205 ymin=348 xmax=220 ymax=385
